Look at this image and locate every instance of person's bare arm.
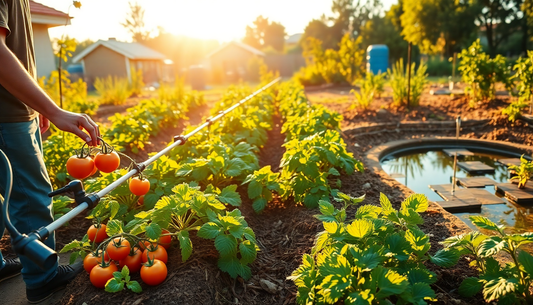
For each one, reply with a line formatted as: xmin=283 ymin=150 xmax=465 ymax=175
xmin=0 ymin=28 xmax=100 ymax=146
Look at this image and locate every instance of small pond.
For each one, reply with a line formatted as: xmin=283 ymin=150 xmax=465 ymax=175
xmin=381 ymin=149 xmax=533 ymax=235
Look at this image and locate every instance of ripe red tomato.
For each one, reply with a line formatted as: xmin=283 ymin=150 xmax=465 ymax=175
xmin=158 ymin=229 xmax=172 ymax=249
xmin=94 ymin=151 xmax=120 ymax=173
xmin=66 ymin=156 xmax=95 ymax=179
xmin=107 ymin=237 xmax=131 ymax=261
xmin=137 ymin=195 xmax=144 ymax=206
xmin=87 ymin=224 xmax=108 ymax=243
xmin=142 ymin=245 xmax=168 ymax=264
xmin=141 ymin=259 xmax=167 ymax=286
xmin=119 ymin=248 xmax=142 ymax=273
xmin=129 ymin=177 xmax=150 ymax=196
xmin=83 ymin=252 xmax=101 ymax=273
xmin=89 ymin=163 xmax=98 ymax=176
xmin=90 ymin=264 xmax=118 ymax=288
xmin=138 ymin=240 xmax=155 ymax=251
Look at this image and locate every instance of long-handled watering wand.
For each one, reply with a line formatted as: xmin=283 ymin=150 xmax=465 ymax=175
xmin=0 ymin=78 xmax=280 ymax=269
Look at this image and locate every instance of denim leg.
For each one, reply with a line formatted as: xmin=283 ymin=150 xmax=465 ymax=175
xmin=0 ymin=119 xmax=58 ymax=288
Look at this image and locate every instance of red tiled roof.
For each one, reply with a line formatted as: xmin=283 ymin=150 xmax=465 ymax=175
xmin=29 ymin=1 xmax=70 ymax=18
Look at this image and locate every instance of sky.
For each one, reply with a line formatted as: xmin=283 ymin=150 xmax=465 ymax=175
xmin=41 ymin=0 xmax=396 ymax=43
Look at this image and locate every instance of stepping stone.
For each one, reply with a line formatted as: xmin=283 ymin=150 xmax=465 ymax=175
xmin=443 ymin=149 xmax=474 ymax=158
xmin=457 ymin=161 xmax=495 ymax=174
xmin=495 ymin=183 xmax=533 ymax=204
xmin=497 ymin=158 xmax=522 ymax=167
xmin=434 ymin=198 xmax=482 ymax=213
xmin=429 ymin=184 xmax=504 ymax=205
xmin=456 ymin=177 xmax=497 ymax=188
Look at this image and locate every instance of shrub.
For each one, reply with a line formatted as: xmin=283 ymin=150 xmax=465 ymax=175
xmin=512 ymin=50 xmax=533 ymax=108
xmin=426 ymin=56 xmax=454 ymax=76
xmin=502 ymin=100 xmax=528 ymax=122
xmin=129 ymin=67 xmax=144 ymax=97
xmin=458 ymin=39 xmax=512 ymax=104
xmin=297 ymin=34 xmax=364 ymax=86
xmin=94 ymin=76 xmax=130 ymax=105
xmin=39 ymin=71 xmax=97 ymax=115
xmin=388 ymin=59 xmax=428 ymax=107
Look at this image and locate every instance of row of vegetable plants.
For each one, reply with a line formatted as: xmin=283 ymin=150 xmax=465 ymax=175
xmin=58 ymin=79 xmax=280 ymax=291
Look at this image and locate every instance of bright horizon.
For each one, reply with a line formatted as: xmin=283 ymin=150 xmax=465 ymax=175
xmin=40 ymin=0 xmax=396 ymax=43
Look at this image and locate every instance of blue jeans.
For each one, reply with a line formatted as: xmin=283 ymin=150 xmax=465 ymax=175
xmin=0 ymin=118 xmax=58 ymax=289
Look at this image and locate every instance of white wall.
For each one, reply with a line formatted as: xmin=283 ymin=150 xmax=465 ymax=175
xmin=32 ymin=23 xmax=56 ymax=78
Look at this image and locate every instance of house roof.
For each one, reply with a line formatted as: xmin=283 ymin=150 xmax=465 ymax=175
xmin=30 ymin=1 xmax=71 ymax=26
xmin=30 ymin=1 xmax=70 ymax=18
xmin=72 ymin=39 xmax=167 ymax=63
xmin=206 ymin=41 xmax=265 ymax=58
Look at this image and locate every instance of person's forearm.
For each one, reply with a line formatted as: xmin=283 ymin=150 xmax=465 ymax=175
xmin=0 ymin=43 xmax=61 ymax=120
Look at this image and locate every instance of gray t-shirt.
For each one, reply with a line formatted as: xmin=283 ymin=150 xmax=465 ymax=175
xmin=0 ymin=0 xmax=37 ymax=122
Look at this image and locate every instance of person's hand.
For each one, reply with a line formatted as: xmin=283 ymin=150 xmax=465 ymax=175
xmin=48 ymin=109 xmax=100 ymax=146
xmin=38 ymin=113 xmax=49 ymax=134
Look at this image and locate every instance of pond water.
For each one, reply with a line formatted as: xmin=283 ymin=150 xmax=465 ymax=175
xmin=381 ymin=149 xmax=533 ymax=235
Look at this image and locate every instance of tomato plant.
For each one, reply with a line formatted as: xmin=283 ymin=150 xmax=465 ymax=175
xmin=141 ymin=259 xmax=167 ymax=286
xmin=106 ymin=237 xmax=131 ymax=261
xmin=142 ymin=245 xmax=168 ymax=264
xmin=129 ymin=177 xmax=150 ymax=196
xmin=87 ymin=224 xmax=108 ymax=243
xmin=83 ymin=252 xmax=101 ymax=273
xmin=105 ymin=265 xmax=142 ymax=293
xmin=90 ymin=263 xmax=118 ymax=289
xmin=158 ymin=229 xmax=172 ymax=249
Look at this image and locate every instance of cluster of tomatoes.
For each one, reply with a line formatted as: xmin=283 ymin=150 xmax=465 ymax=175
xmin=84 ymin=224 xmax=172 ymax=288
xmin=66 ymin=139 xmax=151 ymax=197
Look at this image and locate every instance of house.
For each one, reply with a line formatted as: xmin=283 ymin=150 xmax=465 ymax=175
xmin=206 ymin=41 xmax=265 ymax=82
xmin=30 ymin=0 xmax=70 ymax=78
xmin=72 ymin=38 xmax=172 ymax=87
xmin=285 ymin=33 xmax=302 ymax=46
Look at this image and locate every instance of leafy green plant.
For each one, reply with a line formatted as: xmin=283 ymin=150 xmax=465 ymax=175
xmin=95 ymin=76 xmax=130 ymax=105
xmin=289 ymin=192 xmax=459 ymax=304
xmin=458 ymin=39 xmax=512 ymax=105
xmin=105 ymin=266 xmax=142 ymax=293
xmin=52 ymin=196 xmax=73 ymax=220
xmin=508 ymin=155 xmax=533 ymax=189
xmin=442 ymin=216 xmax=533 ymax=304
xmin=242 ymin=166 xmax=280 ymax=213
xmin=512 ymin=51 xmax=533 ymax=111
xmin=502 ymin=100 xmax=529 ymax=122
xmin=350 ymin=72 xmax=386 ymax=110
xmin=388 ymin=59 xmax=428 ymax=108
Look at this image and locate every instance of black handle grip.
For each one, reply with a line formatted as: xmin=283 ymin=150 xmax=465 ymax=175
xmin=48 ymin=180 xmax=85 ymax=200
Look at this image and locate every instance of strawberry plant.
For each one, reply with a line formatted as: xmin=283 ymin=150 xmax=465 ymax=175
xmin=242 ymin=166 xmax=280 ymax=213
xmin=289 ymin=193 xmax=460 ymax=304
xmin=442 ymin=216 xmax=533 ymax=304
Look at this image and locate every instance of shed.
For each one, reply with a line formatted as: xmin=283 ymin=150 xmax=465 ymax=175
xmin=206 ymin=41 xmax=265 ymax=82
xmin=72 ymin=38 xmax=171 ymax=87
xmin=30 ymin=1 xmax=71 ymax=78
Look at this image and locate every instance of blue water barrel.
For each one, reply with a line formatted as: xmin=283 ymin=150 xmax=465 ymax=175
xmin=366 ymin=45 xmax=389 ymax=74
xmin=67 ymin=63 xmax=83 ymax=74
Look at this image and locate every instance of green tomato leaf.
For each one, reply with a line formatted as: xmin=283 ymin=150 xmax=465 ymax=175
xmin=126 ymin=280 xmax=142 ymax=293
xmin=458 ymin=277 xmax=483 ymax=297
xmin=145 ymin=222 xmax=162 ymax=240
xmin=197 ymin=222 xmax=223 ymax=239
xmin=105 ymin=278 xmax=124 ymax=293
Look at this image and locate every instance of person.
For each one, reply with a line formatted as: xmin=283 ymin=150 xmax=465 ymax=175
xmin=0 ymin=1 xmax=100 ymax=303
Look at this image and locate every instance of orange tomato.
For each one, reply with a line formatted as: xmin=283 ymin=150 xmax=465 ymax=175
xmin=141 ymin=259 xmax=167 ymax=286
xmin=66 ymin=156 xmax=95 ymax=179
xmin=94 ymin=151 xmax=120 ymax=173
xmin=142 ymin=245 xmax=168 ymax=264
xmin=129 ymin=177 xmax=150 ymax=196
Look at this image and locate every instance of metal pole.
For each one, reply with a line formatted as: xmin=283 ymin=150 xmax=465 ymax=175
xmin=45 ymin=78 xmax=281 ymax=233
xmin=406 ymin=42 xmax=412 ymax=109
xmin=451 ymin=115 xmax=461 ymax=196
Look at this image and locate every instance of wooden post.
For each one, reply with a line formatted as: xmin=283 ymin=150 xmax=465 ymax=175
xmin=58 ymin=45 xmax=63 ymax=109
xmin=406 ymin=42 xmax=412 ymax=109
xmin=452 ymin=52 xmax=457 ymax=82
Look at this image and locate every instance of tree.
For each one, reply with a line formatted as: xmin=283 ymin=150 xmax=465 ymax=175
xmin=300 ymin=19 xmax=344 ymax=50
xmin=399 ymin=0 xmax=477 ymax=56
xmin=470 ymin=0 xmax=524 ymax=57
xmin=121 ymin=1 xmax=150 ymax=42
xmin=359 ymin=15 xmax=409 ymax=62
xmin=331 ymin=0 xmax=383 ymax=36
xmin=242 ymin=16 xmax=286 ymax=52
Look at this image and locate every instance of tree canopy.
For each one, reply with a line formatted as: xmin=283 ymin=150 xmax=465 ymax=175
xmin=243 ymin=16 xmax=286 ymax=52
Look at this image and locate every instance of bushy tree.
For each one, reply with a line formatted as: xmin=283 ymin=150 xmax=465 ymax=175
xmin=121 ymin=1 xmax=151 ymax=42
xmin=243 ymin=16 xmax=286 ymax=53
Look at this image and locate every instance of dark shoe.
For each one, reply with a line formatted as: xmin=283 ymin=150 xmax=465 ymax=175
xmin=26 ymin=262 xmax=83 ymax=304
xmin=0 ymin=258 xmax=22 ymax=283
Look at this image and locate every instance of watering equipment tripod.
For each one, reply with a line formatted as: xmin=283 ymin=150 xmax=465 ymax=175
xmin=0 ymin=78 xmax=281 ymax=270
